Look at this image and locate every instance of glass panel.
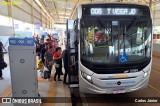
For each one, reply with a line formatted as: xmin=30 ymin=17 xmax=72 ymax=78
xmin=67 ymin=20 xmax=79 ymax=84
xmin=80 ymin=18 xmax=152 ymax=64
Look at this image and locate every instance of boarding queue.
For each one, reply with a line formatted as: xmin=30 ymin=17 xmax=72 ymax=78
xmin=35 ymin=35 xmax=68 ymax=84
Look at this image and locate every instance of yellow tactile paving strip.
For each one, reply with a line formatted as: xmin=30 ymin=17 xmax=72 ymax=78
xmin=43 ymin=69 xmax=57 ymax=106
xmin=0 ymin=75 xmax=49 ymax=97
xmin=0 ymin=85 xmax=12 ymax=97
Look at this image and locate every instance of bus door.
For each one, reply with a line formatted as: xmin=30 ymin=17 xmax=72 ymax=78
xmin=67 ymin=20 xmax=79 ymax=88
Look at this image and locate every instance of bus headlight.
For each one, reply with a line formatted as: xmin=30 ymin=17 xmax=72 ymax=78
xmin=81 ymin=72 xmax=92 ymax=83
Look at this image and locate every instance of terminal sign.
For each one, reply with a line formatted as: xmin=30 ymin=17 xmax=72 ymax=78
xmin=90 ymin=8 xmax=140 ymax=16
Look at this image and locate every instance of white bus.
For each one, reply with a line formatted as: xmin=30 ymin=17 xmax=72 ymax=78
xmin=67 ymin=3 xmax=152 ymax=94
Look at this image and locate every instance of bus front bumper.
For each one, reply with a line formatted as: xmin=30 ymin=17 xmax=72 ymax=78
xmin=79 ymin=72 xmax=150 ymax=94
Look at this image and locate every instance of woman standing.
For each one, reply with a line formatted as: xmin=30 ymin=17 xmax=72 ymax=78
xmin=53 ymin=47 xmax=62 ymax=81
xmin=45 ymin=45 xmax=53 ymax=81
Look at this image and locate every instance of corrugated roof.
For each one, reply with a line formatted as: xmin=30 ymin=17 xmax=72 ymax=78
xmin=41 ymin=0 xmax=160 ymax=24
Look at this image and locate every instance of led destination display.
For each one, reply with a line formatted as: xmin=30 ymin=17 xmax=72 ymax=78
xmin=90 ymin=8 xmax=140 ymax=15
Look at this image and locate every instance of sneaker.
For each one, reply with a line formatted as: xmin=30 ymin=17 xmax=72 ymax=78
xmin=58 ymin=79 xmax=62 ymax=81
xmin=0 ymin=77 xmax=4 ymax=80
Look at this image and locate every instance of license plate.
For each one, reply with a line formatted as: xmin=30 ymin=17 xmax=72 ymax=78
xmin=113 ymin=89 xmax=125 ymax=94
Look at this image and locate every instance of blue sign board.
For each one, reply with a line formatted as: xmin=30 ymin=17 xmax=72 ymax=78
xmin=119 ymin=54 xmax=128 ymax=63
xmin=35 ymin=23 xmax=40 ymax=29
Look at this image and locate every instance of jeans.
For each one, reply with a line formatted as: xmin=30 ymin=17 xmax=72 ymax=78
xmin=0 ymin=69 xmax=2 ymax=77
xmin=47 ymin=65 xmax=52 ymax=78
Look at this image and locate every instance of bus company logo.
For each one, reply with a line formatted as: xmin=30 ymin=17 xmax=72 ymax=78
xmin=2 ymin=98 xmax=11 ymax=103
xmin=2 ymin=0 xmax=22 ymax=6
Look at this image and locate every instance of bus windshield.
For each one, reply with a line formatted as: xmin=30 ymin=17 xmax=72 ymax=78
xmin=80 ymin=17 xmax=152 ymax=64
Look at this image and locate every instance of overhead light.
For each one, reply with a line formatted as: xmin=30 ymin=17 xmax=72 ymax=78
xmin=35 ymin=0 xmax=52 ymax=19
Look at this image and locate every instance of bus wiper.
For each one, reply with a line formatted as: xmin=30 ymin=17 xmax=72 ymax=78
xmin=126 ymin=16 xmax=139 ymax=36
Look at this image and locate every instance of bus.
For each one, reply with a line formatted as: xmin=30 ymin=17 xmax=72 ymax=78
xmin=66 ymin=3 xmax=152 ymax=94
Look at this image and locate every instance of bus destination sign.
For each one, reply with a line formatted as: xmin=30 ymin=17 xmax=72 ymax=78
xmin=90 ymin=8 xmax=140 ymax=16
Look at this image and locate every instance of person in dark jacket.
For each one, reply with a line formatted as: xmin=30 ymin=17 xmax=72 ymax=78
xmin=0 ymin=41 xmax=4 ymax=80
xmin=45 ymin=45 xmax=54 ymax=81
xmin=62 ymin=45 xmax=68 ymax=84
xmin=36 ymin=43 xmax=41 ymax=60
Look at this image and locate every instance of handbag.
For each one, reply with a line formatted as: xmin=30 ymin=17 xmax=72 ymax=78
xmin=54 ymin=63 xmax=59 ymax=68
xmin=0 ymin=62 xmax=7 ymax=69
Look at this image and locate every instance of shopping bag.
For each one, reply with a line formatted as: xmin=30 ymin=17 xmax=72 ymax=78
xmin=0 ymin=62 xmax=7 ymax=69
xmin=54 ymin=63 xmax=59 ymax=68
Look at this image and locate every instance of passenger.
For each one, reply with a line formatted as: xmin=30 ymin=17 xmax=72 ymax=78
xmin=85 ymin=36 xmax=93 ymax=55
xmin=36 ymin=43 xmax=41 ymax=60
xmin=47 ymin=34 xmax=51 ymax=41
xmin=95 ymin=29 xmax=106 ymax=46
xmin=45 ymin=45 xmax=54 ymax=81
xmin=41 ymin=35 xmax=45 ymax=41
xmin=41 ymin=44 xmax=47 ymax=64
xmin=62 ymin=45 xmax=68 ymax=84
xmin=45 ymin=38 xmax=52 ymax=46
xmin=40 ymin=39 xmax=45 ymax=49
xmin=34 ymin=37 xmax=38 ymax=45
xmin=0 ymin=41 xmax=4 ymax=80
xmin=53 ymin=47 xmax=62 ymax=81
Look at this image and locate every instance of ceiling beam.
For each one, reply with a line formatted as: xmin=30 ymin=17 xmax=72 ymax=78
xmin=51 ymin=0 xmax=59 ymax=20
xmin=144 ymin=0 xmax=149 ymax=4
xmin=149 ymin=0 xmax=152 ymax=7
xmin=52 ymin=0 xmax=77 ymax=3
xmin=35 ymin=0 xmax=53 ymax=21
xmin=57 ymin=8 xmax=73 ymax=12
xmin=47 ymin=7 xmax=73 ymax=11
xmin=70 ymin=0 xmax=80 ymax=19
xmin=58 ymin=14 xmax=71 ymax=16
xmin=104 ymin=0 xmax=111 ymax=2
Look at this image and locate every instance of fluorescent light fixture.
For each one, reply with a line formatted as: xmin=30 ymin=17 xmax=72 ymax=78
xmin=35 ymin=0 xmax=52 ymax=19
xmin=35 ymin=0 xmax=42 ymax=7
